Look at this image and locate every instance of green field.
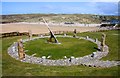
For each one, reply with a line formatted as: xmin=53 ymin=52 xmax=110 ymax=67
xmin=24 ymin=37 xmax=97 ymax=59
xmin=2 ymin=30 xmax=119 ymax=76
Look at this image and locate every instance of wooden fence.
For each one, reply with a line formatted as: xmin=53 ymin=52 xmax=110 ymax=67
xmin=1 ymin=32 xmax=29 ymax=38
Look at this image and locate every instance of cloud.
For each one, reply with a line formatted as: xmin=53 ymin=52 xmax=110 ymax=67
xmin=2 ymin=2 xmax=118 ymax=15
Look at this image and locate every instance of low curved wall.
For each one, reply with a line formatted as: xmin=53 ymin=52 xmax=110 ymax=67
xmin=8 ymin=35 xmax=120 ymax=67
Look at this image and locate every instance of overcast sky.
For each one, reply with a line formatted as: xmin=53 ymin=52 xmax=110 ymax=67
xmin=1 ymin=2 xmax=119 ymax=15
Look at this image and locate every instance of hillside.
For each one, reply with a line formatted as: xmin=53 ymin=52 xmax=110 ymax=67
xmin=1 ymin=14 xmax=118 ymax=24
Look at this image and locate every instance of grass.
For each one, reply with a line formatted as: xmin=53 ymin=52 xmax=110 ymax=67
xmin=0 ymin=38 xmax=2 ymax=77
xmin=67 ymin=30 xmax=119 ymax=60
xmin=2 ymin=30 xmax=119 ymax=76
xmin=76 ymin=30 xmax=119 ymax=61
xmin=24 ymin=37 xmax=97 ymax=59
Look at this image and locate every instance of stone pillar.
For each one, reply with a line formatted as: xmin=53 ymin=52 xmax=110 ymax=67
xmin=101 ymin=33 xmax=106 ymax=52
xmin=17 ymin=39 xmax=25 ymax=60
xmin=28 ymin=30 xmax=32 ymax=40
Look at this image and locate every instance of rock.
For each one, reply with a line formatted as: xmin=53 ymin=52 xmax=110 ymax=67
xmin=47 ymin=55 xmax=51 ymax=59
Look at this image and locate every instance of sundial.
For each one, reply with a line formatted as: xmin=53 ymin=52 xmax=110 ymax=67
xmin=42 ymin=17 xmax=61 ymax=44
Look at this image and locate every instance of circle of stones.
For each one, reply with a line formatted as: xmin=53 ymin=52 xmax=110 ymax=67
xmin=8 ymin=35 xmax=120 ymax=67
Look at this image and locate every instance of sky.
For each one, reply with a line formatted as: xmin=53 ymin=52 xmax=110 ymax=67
xmin=1 ymin=0 xmax=120 ymax=2
xmin=1 ymin=2 xmax=119 ymax=15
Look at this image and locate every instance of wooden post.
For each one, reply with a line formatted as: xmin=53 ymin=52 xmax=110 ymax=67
xmin=101 ymin=33 xmax=106 ymax=52
xmin=73 ymin=29 xmax=77 ymax=37
xmin=28 ymin=30 xmax=32 ymax=40
xmin=17 ymin=39 xmax=25 ymax=60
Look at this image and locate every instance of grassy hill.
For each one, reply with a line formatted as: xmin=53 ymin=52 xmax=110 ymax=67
xmin=1 ymin=14 xmax=118 ymax=24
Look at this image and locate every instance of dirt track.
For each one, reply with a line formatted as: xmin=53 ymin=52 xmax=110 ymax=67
xmin=1 ymin=23 xmax=100 ymax=34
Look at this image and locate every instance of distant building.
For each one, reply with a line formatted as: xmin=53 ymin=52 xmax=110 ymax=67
xmin=101 ymin=19 xmax=119 ymax=24
xmin=110 ymin=19 xmax=119 ymax=24
xmin=101 ymin=20 xmax=111 ymax=24
xmin=100 ymin=19 xmax=119 ymax=27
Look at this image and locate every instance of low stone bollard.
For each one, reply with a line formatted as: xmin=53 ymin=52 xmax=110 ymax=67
xmin=86 ymin=36 xmax=89 ymax=39
xmin=64 ymin=56 xmax=67 ymax=59
xmin=69 ymin=56 xmax=75 ymax=63
xmin=40 ymin=35 xmax=43 ymax=38
xmin=64 ymin=33 xmax=67 ymax=36
xmin=95 ymin=38 xmax=98 ymax=43
xmin=47 ymin=55 xmax=51 ymax=59
xmin=41 ymin=56 xmax=46 ymax=64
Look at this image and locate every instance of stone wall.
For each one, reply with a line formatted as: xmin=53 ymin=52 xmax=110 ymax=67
xmin=7 ymin=35 xmax=120 ymax=68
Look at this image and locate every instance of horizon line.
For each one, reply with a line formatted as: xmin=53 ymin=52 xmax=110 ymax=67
xmin=1 ymin=13 xmax=119 ymax=16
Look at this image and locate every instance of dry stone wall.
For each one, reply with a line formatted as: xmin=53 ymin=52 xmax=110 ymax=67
xmin=8 ymin=35 xmax=120 ymax=68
